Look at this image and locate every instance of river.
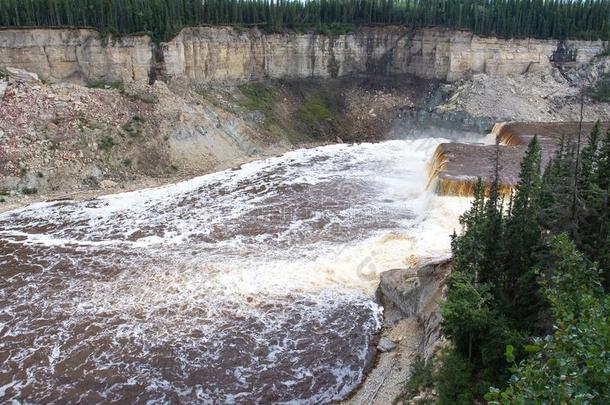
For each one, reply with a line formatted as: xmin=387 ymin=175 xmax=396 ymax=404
xmin=0 ymin=138 xmax=472 ymax=403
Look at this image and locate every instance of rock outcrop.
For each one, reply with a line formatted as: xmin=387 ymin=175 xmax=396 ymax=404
xmin=346 ymin=258 xmax=452 ymax=404
xmin=0 ymin=28 xmax=152 ymax=84
xmin=1 ymin=26 xmax=607 ymax=86
xmin=377 ymin=257 xmax=452 ymax=361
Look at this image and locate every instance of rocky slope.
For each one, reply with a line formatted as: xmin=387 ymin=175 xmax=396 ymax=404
xmin=0 ymin=70 xmax=440 ymax=206
xmin=344 ymin=258 xmax=452 ymax=405
xmin=0 ymin=73 xmax=272 ymax=202
xmin=2 ymin=50 xmax=610 ymax=205
xmin=1 ymin=26 xmax=607 ymax=85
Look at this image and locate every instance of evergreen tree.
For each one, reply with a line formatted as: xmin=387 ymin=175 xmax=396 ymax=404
xmin=479 ymin=145 xmax=506 ymax=285
xmin=1 ymin=0 xmax=609 ymax=42
xmin=579 ymin=120 xmax=601 ymax=193
xmin=486 ymin=236 xmax=610 ymax=405
xmin=503 ymin=136 xmax=544 ymax=323
xmin=541 ymin=134 xmax=579 ymax=236
xmin=590 ymin=126 xmax=610 ymax=287
xmin=441 ymin=119 xmax=610 ymax=403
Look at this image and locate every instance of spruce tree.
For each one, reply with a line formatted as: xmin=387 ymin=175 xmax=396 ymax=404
xmin=503 ymin=136 xmax=544 ymax=323
xmin=480 ymin=145 xmax=506 ymax=286
xmin=578 ymin=120 xmax=601 ymax=193
xmin=590 ymin=126 xmax=610 ymax=288
xmin=1 ymin=0 xmax=610 ymax=41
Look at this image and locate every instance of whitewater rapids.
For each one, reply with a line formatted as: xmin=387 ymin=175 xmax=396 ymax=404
xmin=0 ymin=138 xmax=471 ymax=403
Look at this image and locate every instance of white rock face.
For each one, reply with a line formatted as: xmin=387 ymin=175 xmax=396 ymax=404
xmin=5 ymin=67 xmax=40 ymax=82
xmin=0 ymin=27 xmax=607 ymax=85
xmin=0 ymin=28 xmax=152 ymax=84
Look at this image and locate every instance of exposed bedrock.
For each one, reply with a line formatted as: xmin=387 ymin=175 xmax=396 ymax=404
xmin=0 ymin=28 xmax=153 ymax=84
xmin=345 ymin=258 xmax=452 ymax=404
xmin=0 ymin=26 xmax=607 ymax=85
xmin=377 ymin=257 xmax=452 ymax=361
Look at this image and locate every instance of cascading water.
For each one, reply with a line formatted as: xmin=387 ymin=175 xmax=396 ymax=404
xmin=0 ymin=138 xmax=471 ymax=404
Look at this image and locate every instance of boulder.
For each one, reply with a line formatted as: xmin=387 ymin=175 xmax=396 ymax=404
xmin=5 ymin=67 xmax=40 ymax=83
xmin=100 ymin=179 xmax=118 ymax=189
xmin=377 ymin=337 xmax=397 ymax=352
xmin=378 ymin=256 xmax=451 ymax=317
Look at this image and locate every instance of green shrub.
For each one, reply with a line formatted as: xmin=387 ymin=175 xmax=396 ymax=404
xmin=296 ymin=95 xmax=333 ymax=127
xmin=22 ymin=187 xmax=38 ymax=195
xmin=394 ymin=357 xmax=435 ymax=404
xmin=99 ymin=136 xmax=116 ymax=151
xmin=436 ymin=350 xmax=474 ymax=405
xmin=88 ymin=80 xmax=124 ymax=91
xmin=122 ymin=116 xmax=144 ymax=138
xmin=238 ymin=83 xmax=278 ymax=111
xmin=82 ymin=176 xmax=99 ymax=188
xmin=407 ymin=358 xmax=435 ymax=393
xmin=486 ymin=237 xmax=610 ymax=405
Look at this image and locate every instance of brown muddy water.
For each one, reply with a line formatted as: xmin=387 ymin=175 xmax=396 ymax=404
xmin=0 ymin=139 xmax=472 ymax=404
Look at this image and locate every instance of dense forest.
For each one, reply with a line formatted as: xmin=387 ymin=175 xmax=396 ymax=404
xmin=399 ymin=123 xmax=610 ymax=403
xmin=0 ymin=0 xmax=609 ymax=41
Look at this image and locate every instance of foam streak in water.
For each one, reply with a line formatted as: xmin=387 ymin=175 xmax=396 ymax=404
xmin=0 ymin=139 xmax=469 ymax=404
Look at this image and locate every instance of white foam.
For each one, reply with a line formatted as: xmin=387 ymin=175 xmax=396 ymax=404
xmin=0 ymin=137 xmax=474 ymax=403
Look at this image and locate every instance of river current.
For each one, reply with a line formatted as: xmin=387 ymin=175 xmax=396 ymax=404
xmin=0 ymin=138 xmax=471 ymax=403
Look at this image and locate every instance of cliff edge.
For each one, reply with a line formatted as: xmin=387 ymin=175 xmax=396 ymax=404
xmin=1 ymin=26 xmax=607 ymax=85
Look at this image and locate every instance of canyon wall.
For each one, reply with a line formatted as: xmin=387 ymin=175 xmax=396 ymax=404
xmin=0 ymin=26 xmax=607 ymax=85
xmin=0 ymin=28 xmax=152 ymax=83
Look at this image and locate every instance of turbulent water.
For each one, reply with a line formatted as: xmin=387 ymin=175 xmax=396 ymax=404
xmin=0 ymin=138 xmax=470 ymax=404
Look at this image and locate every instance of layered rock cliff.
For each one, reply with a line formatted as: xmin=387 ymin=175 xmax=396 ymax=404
xmin=0 ymin=28 xmax=152 ymax=83
xmin=1 ymin=26 xmax=607 ymax=85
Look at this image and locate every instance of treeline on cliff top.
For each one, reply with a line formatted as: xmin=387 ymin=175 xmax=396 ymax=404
xmin=396 ymin=122 xmax=610 ymax=403
xmin=1 ymin=0 xmax=609 ymax=42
